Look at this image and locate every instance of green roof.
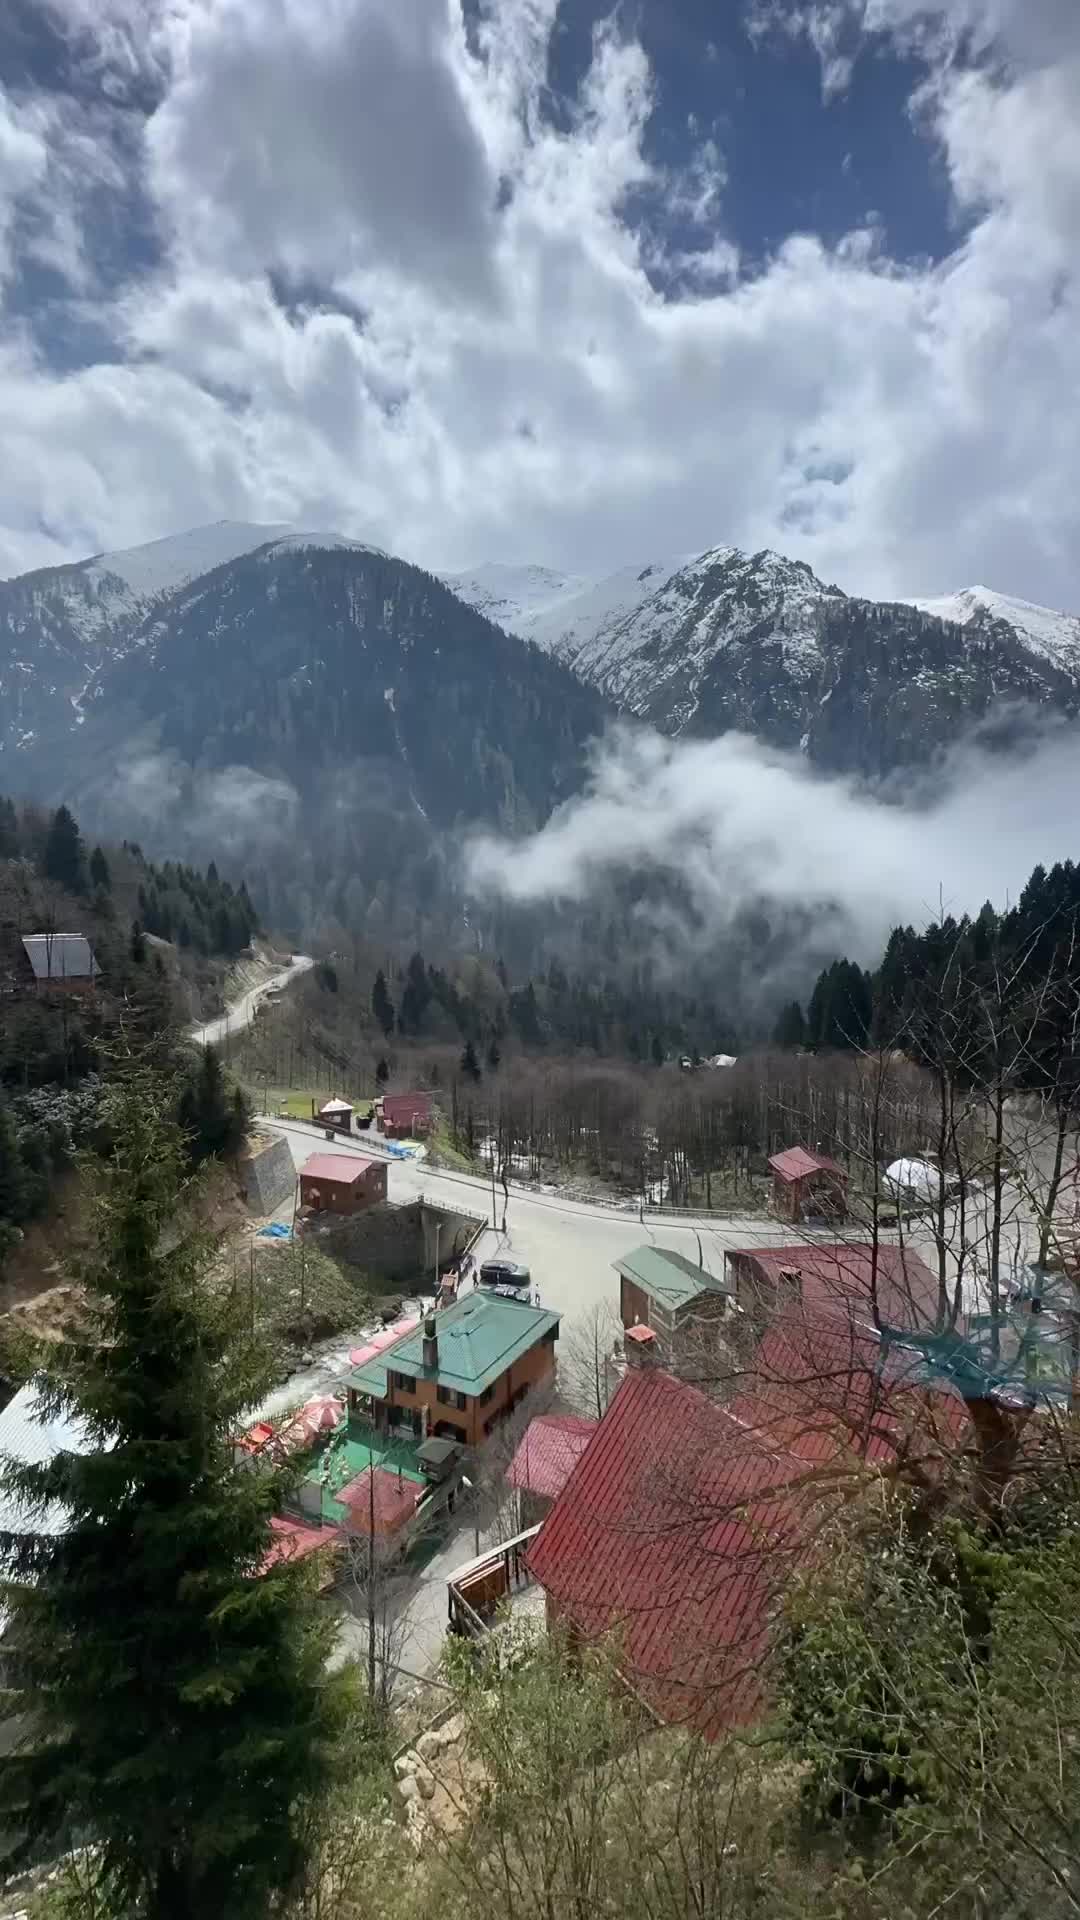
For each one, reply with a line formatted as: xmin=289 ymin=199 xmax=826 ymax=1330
xmin=302 ymin=1430 xmax=425 ymax=1523
xmin=614 ymin=1245 xmax=732 ymax=1312
xmin=348 ymin=1292 xmax=560 ymax=1401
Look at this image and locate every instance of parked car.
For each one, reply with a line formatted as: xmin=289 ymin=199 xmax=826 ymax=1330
xmin=478 ymin=1259 xmax=532 ymax=1290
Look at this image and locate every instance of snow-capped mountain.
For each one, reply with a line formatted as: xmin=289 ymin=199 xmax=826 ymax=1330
xmin=907 ymin=586 xmax=1080 ymax=678
xmin=445 ymin=545 xmax=1080 ymax=770
xmin=0 ymin=521 xmax=379 ymax=752
xmin=446 ymin=545 xmax=847 ymax=727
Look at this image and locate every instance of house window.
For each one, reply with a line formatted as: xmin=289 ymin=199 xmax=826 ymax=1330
xmin=478 ymin=1384 xmax=495 ymax=1405
xmin=437 ymin=1386 xmax=467 ymax=1411
xmin=390 ymin=1371 xmax=414 ymax=1395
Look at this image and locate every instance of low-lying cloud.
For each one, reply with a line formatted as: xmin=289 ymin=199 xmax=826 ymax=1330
xmin=466 ymin=722 xmax=1080 ymax=967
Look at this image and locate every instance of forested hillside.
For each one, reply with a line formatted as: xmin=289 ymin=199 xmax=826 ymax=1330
xmin=0 ymin=796 xmax=254 ymax=1285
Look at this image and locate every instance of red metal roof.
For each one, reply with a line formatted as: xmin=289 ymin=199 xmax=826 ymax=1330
xmin=261 ymin=1515 xmax=342 ymax=1572
xmin=299 ymin=1153 xmax=378 ymax=1184
xmin=507 ymin=1414 xmax=597 ymax=1500
xmin=349 ymin=1316 xmax=421 ymax=1369
xmin=725 ymin=1241 xmax=941 ymax=1334
xmin=768 ymin=1146 xmax=845 ymax=1183
xmin=727 ymin=1305 xmax=970 ymax=1470
xmin=380 ymin=1091 xmax=432 ymax=1124
xmin=527 ymin=1370 xmax=816 ymax=1734
xmin=339 ymin=1466 xmax=420 ymax=1538
xmin=625 ymin=1324 xmax=657 ymax=1345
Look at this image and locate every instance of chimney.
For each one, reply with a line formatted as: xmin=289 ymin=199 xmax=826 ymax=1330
xmin=624 ymin=1324 xmax=658 ymax=1369
xmin=422 ymin=1312 xmax=438 ymax=1371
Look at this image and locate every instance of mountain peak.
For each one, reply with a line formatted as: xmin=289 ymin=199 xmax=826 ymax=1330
xmin=907 ymin=583 xmax=1080 ymax=674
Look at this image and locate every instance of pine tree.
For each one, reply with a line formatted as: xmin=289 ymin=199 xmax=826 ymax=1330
xmin=371 ymin=968 xmax=395 ymax=1039
xmin=486 ymin=1035 xmax=501 ymax=1072
xmin=179 ymin=1045 xmax=247 ymax=1164
xmin=0 ymin=1080 xmax=353 ymax=1913
xmin=375 ymin=1057 xmax=389 ymax=1089
xmin=0 ymin=795 xmax=18 ymax=859
xmin=772 ymin=1000 xmax=806 ymax=1050
xmin=0 ymin=1098 xmax=28 ymax=1257
xmin=460 ymin=1039 xmax=482 ymax=1083
xmin=89 ymin=845 xmax=111 ymax=891
xmin=41 ymin=804 xmax=85 ymax=893
xmin=130 ymin=920 xmax=147 ymax=963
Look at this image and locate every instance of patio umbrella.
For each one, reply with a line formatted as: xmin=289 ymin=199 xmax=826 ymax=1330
xmin=298 ymin=1395 xmax=344 ymax=1437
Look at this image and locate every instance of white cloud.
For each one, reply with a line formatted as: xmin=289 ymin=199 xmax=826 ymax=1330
xmin=0 ymin=0 xmax=1078 ymax=615
xmin=466 ymin=720 xmax=1080 ymax=965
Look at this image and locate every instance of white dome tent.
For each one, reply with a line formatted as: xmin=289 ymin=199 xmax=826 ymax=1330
xmin=885 ymin=1158 xmax=942 ymax=1205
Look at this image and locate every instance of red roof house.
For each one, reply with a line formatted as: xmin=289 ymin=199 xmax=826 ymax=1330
xmin=338 ymin=1466 xmax=421 ymax=1541
xmin=727 ymin=1304 xmax=970 ymax=1471
xmin=527 ymin=1327 xmax=971 ymax=1735
xmin=507 ymin=1414 xmax=596 ymax=1521
xmin=299 ymin=1153 xmax=387 ymax=1214
xmin=724 ymin=1241 xmax=942 ymax=1336
xmin=379 ymin=1091 xmax=433 ymax=1139
xmin=767 ymin=1147 xmax=847 ymax=1223
xmin=527 ymin=1369 xmax=816 ymax=1733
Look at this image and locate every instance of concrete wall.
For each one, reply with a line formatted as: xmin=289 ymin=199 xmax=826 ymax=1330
xmin=308 ymin=1199 xmax=481 ymax=1289
xmin=238 ymin=1132 xmax=297 ymax=1215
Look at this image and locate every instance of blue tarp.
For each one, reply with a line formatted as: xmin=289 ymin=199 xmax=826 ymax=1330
xmin=257 ymin=1222 xmax=292 ymax=1239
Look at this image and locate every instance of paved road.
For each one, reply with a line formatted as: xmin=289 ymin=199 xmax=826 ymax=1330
xmin=261 ymin=1114 xmax=849 ymax=1329
xmin=190 ymin=954 xmax=313 ymax=1048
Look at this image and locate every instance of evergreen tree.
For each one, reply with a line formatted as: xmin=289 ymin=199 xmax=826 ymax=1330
xmin=398 ymin=952 xmax=430 ymax=1035
xmin=650 ymin=1034 xmax=664 ymax=1068
xmin=460 ymin=1039 xmax=482 ymax=1084
xmin=486 ymin=1036 xmax=501 ymax=1073
xmin=375 ymin=1057 xmax=389 ymax=1089
xmin=41 ymin=804 xmax=85 ymax=893
xmin=178 ymin=1045 xmax=248 ymax=1164
xmin=130 ymin=920 xmax=147 ymax=963
xmin=371 ymin=968 xmax=395 ymax=1039
xmin=89 ymin=845 xmax=111 ymax=891
xmin=772 ymin=1000 xmax=806 ymax=1049
xmin=0 ymin=1098 xmax=28 ymax=1262
xmin=0 ymin=796 xmax=18 ymax=859
xmin=0 ymin=1081 xmax=353 ymax=1913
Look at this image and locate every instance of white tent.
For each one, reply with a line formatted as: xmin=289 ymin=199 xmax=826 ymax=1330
xmin=885 ymin=1158 xmax=942 ymax=1203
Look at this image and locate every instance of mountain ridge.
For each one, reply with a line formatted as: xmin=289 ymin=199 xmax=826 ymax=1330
xmin=444 ymin=545 xmax=1080 ymax=766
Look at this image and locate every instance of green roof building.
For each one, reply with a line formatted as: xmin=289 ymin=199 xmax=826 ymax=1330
xmin=347 ymin=1291 xmax=560 ymax=1450
xmin=615 ymin=1245 xmax=734 ymax=1370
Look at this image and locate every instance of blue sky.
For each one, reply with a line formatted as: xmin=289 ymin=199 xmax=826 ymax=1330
xmin=0 ymin=0 xmax=1078 ymax=610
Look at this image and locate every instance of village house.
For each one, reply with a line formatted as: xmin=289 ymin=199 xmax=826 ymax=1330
xmin=768 ymin=1146 xmax=847 ymax=1224
xmin=316 ymin=1095 xmax=354 ymax=1135
xmin=347 ymin=1291 xmax=560 ymax=1449
xmin=378 ymin=1090 xmax=433 ymax=1139
xmin=615 ymin=1244 xmax=734 ymax=1372
xmin=19 ymin=932 xmax=99 ymax=995
xmin=524 ymin=1324 xmax=970 ymax=1735
xmin=723 ymin=1240 xmax=941 ymax=1337
xmin=506 ymin=1412 xmax=596 ymax=1528
xmin=298 ymin=1152 xmax=387 ymax=1215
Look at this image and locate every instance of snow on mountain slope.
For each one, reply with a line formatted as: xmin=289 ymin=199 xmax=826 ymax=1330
xmin=442 ymin=554 xmax=699 ymax=667
xmin=86 ymin=520 xmax=299 ymax=600
xmin=438 ymin=562 xmax=588 ymax=632
xmin=444 ymin=544 xmax=845 ymax=729
xmin=907 ymin=586 xmax=1080 ymax=675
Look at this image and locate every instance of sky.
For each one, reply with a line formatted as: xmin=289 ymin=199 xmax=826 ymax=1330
xmin=1 ymin=0 xmax=1078 ymax=610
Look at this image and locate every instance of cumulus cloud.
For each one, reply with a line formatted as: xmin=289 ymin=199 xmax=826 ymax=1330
xmin=466 ymin=722 xmax=1080 ymax=963
xmin=0 ymin=0 xmax=1078 ymax=612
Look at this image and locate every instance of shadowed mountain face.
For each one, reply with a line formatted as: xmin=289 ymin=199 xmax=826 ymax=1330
xmin=1 ymin=535 xmax=607 ymax=947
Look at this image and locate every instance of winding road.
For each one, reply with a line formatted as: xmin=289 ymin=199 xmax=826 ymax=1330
xmin=190 ymin=954 xmax=313 ymax=1049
